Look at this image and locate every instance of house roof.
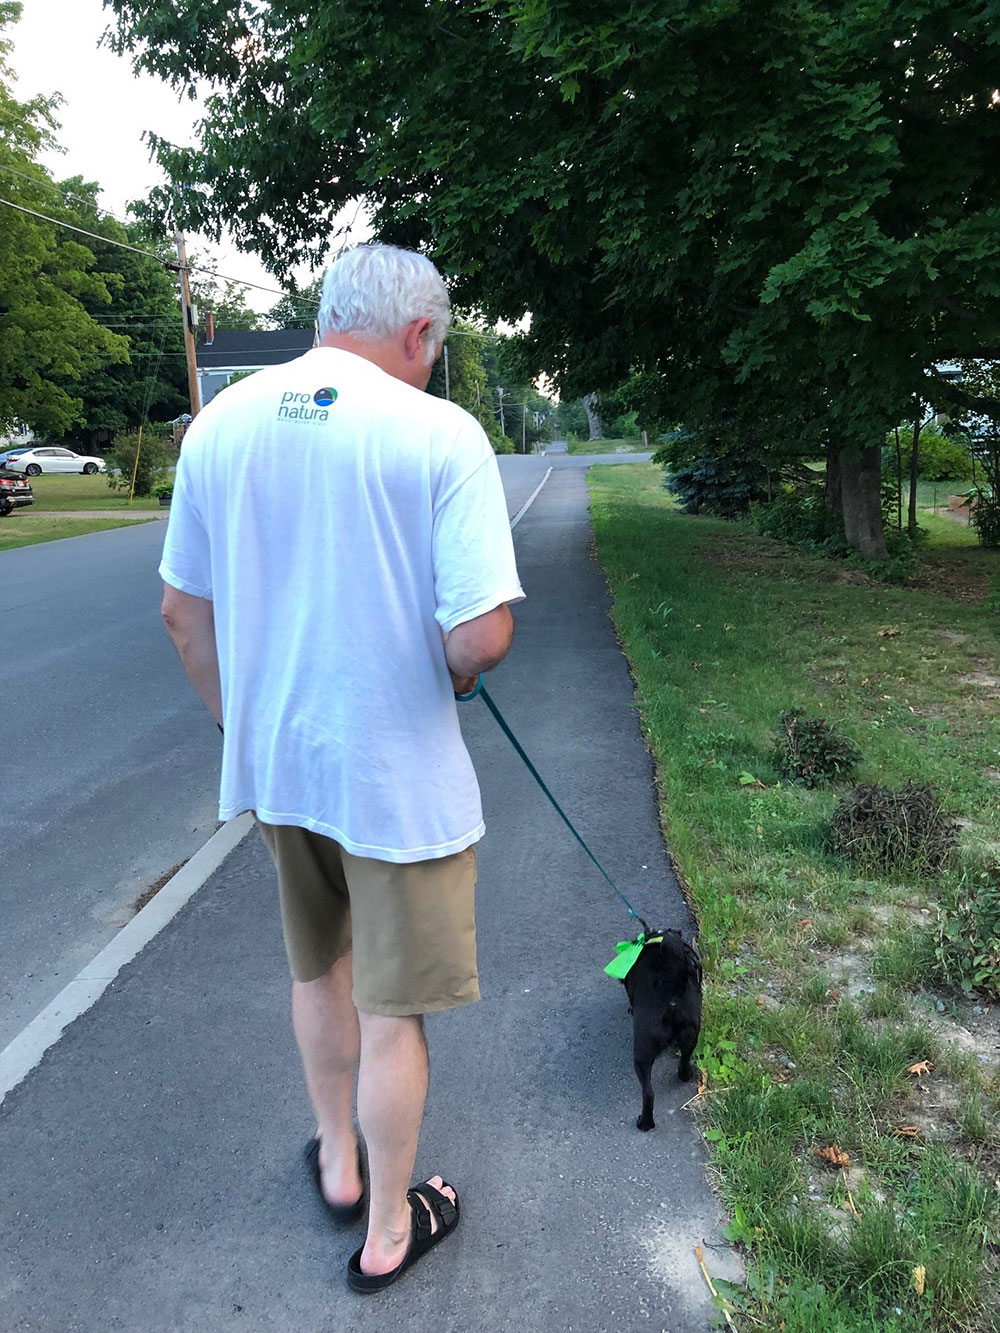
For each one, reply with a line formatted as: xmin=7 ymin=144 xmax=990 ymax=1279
xmin=196 ymin=328 xmax=316 ymax=369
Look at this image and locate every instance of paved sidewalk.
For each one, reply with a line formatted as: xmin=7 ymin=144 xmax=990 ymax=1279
xmin=0 ymin=460 xmax=737 ymax=1332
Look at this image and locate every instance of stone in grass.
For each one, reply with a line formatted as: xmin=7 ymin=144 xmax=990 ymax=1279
xmin=829 ymin=781 xmax=957 ymax=873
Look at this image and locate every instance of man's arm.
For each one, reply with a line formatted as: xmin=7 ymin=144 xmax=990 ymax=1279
xmin=443 ymin=603 xmax=514 ymax=696
xmin=161 ymin=583 xmax=223 ymax=727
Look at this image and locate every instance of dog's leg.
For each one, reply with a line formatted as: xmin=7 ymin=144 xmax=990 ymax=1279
xmin=677 ymin=1024 xmax=698 ymax=1083
xmin=634 ymin=1055 xmax=656 ymax=1131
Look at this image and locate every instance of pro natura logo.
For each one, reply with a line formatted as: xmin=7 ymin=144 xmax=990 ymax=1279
xmin=277 ymin=386 xmax=339 ymax=422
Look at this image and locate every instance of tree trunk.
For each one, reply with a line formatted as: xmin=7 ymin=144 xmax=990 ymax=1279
xmin=908 ymin=417 xmax=921 ymax=532
xmin=840 ymin=444 xmax=887 ymax=557
xmin=824 ymin=432 xmax=842 ymax=519
xmin=583 ymin=392 xmax=604 ymax=440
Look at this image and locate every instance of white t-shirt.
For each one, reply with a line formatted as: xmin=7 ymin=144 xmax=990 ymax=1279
xmin=159 ymin=346 xmax=524 ymax=861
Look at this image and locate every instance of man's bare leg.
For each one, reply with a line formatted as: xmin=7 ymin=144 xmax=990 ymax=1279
xmin=292 ymin=953 xmax=363 ymax=1207
xmin=356 ymin=1012 xmax=456 ymax=1275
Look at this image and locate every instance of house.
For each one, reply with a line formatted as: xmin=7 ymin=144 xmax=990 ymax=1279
xmin=0 ymin=420 xmax=35 ymax=449
xmin=196 ymin=328 xmax=317 ymax=407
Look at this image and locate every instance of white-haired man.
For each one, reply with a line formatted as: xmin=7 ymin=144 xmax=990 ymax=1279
xmin=160 ymin=244 xmax=523 ymax=1292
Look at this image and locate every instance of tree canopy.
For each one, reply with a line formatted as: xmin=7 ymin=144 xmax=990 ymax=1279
xmin=0 ymin=2 xmax=128 ymax=436
xmin=49 ymin=180 xmax=188 ymax=444
xmin=108 ymin=0 xmax=1000 ymax=552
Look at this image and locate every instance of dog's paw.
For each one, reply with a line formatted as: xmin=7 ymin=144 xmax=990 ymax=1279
xmin=636 ymin=1114 xmax=655 ymax=1131
xmin=678 ymin=1063 xmax=694 ymax=1083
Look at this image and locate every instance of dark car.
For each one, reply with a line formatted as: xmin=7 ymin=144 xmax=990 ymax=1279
xmin=0 ymin=467 xmax=34 ymax=516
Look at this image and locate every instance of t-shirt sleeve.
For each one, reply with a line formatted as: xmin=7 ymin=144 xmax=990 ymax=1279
xmin=432 ymin=430 xmax=525 ymax=632
xmin=158 ymin=448 xmax=213 ymax=600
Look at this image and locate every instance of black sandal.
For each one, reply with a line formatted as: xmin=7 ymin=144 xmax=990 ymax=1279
xmin=345 ymin=1179 xmax=460 ymax=1293
xmin=304 ymin=1137 xmax=366 ymax=1225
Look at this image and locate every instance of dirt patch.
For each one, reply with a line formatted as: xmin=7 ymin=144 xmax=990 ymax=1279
xmin=959 ymin=673 xmax=1000 ymax=690
xmin=131 ymin=860 xmax=187 ymax=914
xmin=908 ymin=549 xmax=997 ymax=604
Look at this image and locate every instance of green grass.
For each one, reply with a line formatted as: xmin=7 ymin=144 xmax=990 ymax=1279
xmin=588 ymin=463 xmax=1000 ymax=1332
xmin=566 ymin=436 xmax=647 ymax=455
xmin=0 ymin=515 xmax=149 ymax=551
xmin=20 ymin=473 xmax=162 ymax=510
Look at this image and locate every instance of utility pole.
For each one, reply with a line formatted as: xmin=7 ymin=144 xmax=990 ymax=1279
xmin=443 ymin=343 xmax=450 ymax=400
xmin=522 ymin=402 xmax=527 ymax=455
xmin=173 ymin=229 xmax=202 ymax=418
xmin=497 ymin=386 xmax=505 ymax=435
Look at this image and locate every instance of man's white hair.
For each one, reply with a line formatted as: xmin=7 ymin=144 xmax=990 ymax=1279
xmin=317 ymin=243 xmax=452 ymax=359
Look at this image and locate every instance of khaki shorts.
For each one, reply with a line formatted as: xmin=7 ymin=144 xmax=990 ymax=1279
xmin=256 ymin=821 xmax=480 ymax=1017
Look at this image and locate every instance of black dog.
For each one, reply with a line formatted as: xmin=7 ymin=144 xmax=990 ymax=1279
xmin=623 ymin=929 xmax=702 ymax=1131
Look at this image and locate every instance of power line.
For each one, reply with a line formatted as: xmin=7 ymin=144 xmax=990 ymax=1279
xmin=0 ymin=163 xmax=142 ymax=233
xmin=0 ymin=193 xmax=510 ymax=339
xmin=0 ymin=164 xmax=323 ymax=313
xmin=0 ymin=194 xmax=322 ymax=306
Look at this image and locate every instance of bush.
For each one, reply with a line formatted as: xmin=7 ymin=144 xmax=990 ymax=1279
xmin=751 ymin=486 xmax=831 ymax=547
xmin=773 ymin=709 xmax=863 ymax=787
xmin=663 ymin=451 xmax=772 ymax=518
xmin=829 ymin=782 xmax=957 ymax=873
xmin=933 ymin=865 xmax=1000 ymax=998
xmin=882 ymin=428 xmax=972 ymax=482
xmin=968 ymin=487 xmax=1000 ymax=547
xmin=104 ymin=432 xmax=175 ymax=497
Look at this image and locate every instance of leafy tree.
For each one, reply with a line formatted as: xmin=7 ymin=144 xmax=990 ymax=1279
xmin=954 ymin=359 xmax=1000 ymax=546
xmin=188 ymin=273 xmax=262 ymax=332
xmin=107 ymin=0 xmax=1000 ymax=555
xmin=0 ymin=2 xmax=126 ymax=436
xmin=427 ymin=319 xmax=509 ymax=451
xmin=268 ymin=275 xmax=322 ymax=330
xmin=48 ymin=179 xmax=188 ymax=445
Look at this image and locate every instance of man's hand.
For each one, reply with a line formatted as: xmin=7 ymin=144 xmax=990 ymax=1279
xmin=450 ymin=671 xmax=480 ymax=697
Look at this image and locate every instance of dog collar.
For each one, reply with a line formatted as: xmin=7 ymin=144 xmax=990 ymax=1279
xmin=604 ymin=931 xmax=662 ymax=979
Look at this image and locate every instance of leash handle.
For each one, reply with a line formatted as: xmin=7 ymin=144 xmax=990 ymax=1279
xmin=453 ymin=675 xmax=484 ymax=702
xmin=476 ymin=683 xmax=646 ymax=929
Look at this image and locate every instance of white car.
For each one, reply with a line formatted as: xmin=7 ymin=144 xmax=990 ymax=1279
xmin=9 ymin=447 xmax=106 ymax=476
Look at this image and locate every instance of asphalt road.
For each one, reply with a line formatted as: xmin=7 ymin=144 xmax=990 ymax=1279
xmin=0 ymin=450 xmax=734 ymax=1332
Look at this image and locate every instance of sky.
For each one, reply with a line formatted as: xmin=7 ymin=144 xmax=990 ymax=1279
xmin=7 ymin=0 xmax=366 ymax=312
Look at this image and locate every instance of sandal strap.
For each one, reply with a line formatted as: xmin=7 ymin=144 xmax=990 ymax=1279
xmin=407 ymin=1180 xmax=458 ymax=1232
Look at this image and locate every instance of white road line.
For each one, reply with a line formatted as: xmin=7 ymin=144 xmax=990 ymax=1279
xmin=3 ymin=465 xmax=550 ymax=1105
xmin=0 ymin=812 xmax=254 ymax=1106
xmin=510 ymin=467 xmax=553 ymax=530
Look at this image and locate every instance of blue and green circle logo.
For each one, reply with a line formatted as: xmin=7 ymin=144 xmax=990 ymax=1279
xmin=314 ymin=386 xmax=338 ymax=407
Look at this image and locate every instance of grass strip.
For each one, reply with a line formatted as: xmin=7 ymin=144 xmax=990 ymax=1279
xmin=567 ymin=436 xmax=648 ymax=455
xmin=0 ymin=517 xmax=148 ymax=552
xmin=588 ymin=463 xmax=1000 ymax=1333
xmin=18 ymin=474 xmax=161 ymax=511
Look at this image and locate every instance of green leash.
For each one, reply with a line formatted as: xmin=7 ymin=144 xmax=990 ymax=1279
xmin=456 ymin=676 xmax=650 ymax=969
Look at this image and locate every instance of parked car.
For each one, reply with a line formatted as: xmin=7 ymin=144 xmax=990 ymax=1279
xmin=0 ymin=468 xmax=34 ymax=515
xmin=0 ymin=447 xmax=32 ymax=468
xmin=7 ymin=446 xmax=106 ymax=476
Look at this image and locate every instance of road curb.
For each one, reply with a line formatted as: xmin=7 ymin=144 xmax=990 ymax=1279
xmin=0 ymin=812 xmax=254 ymax=1106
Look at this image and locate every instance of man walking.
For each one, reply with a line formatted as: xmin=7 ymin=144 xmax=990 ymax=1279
xmin=159 ymin=244 xmax=523 ymax=1291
